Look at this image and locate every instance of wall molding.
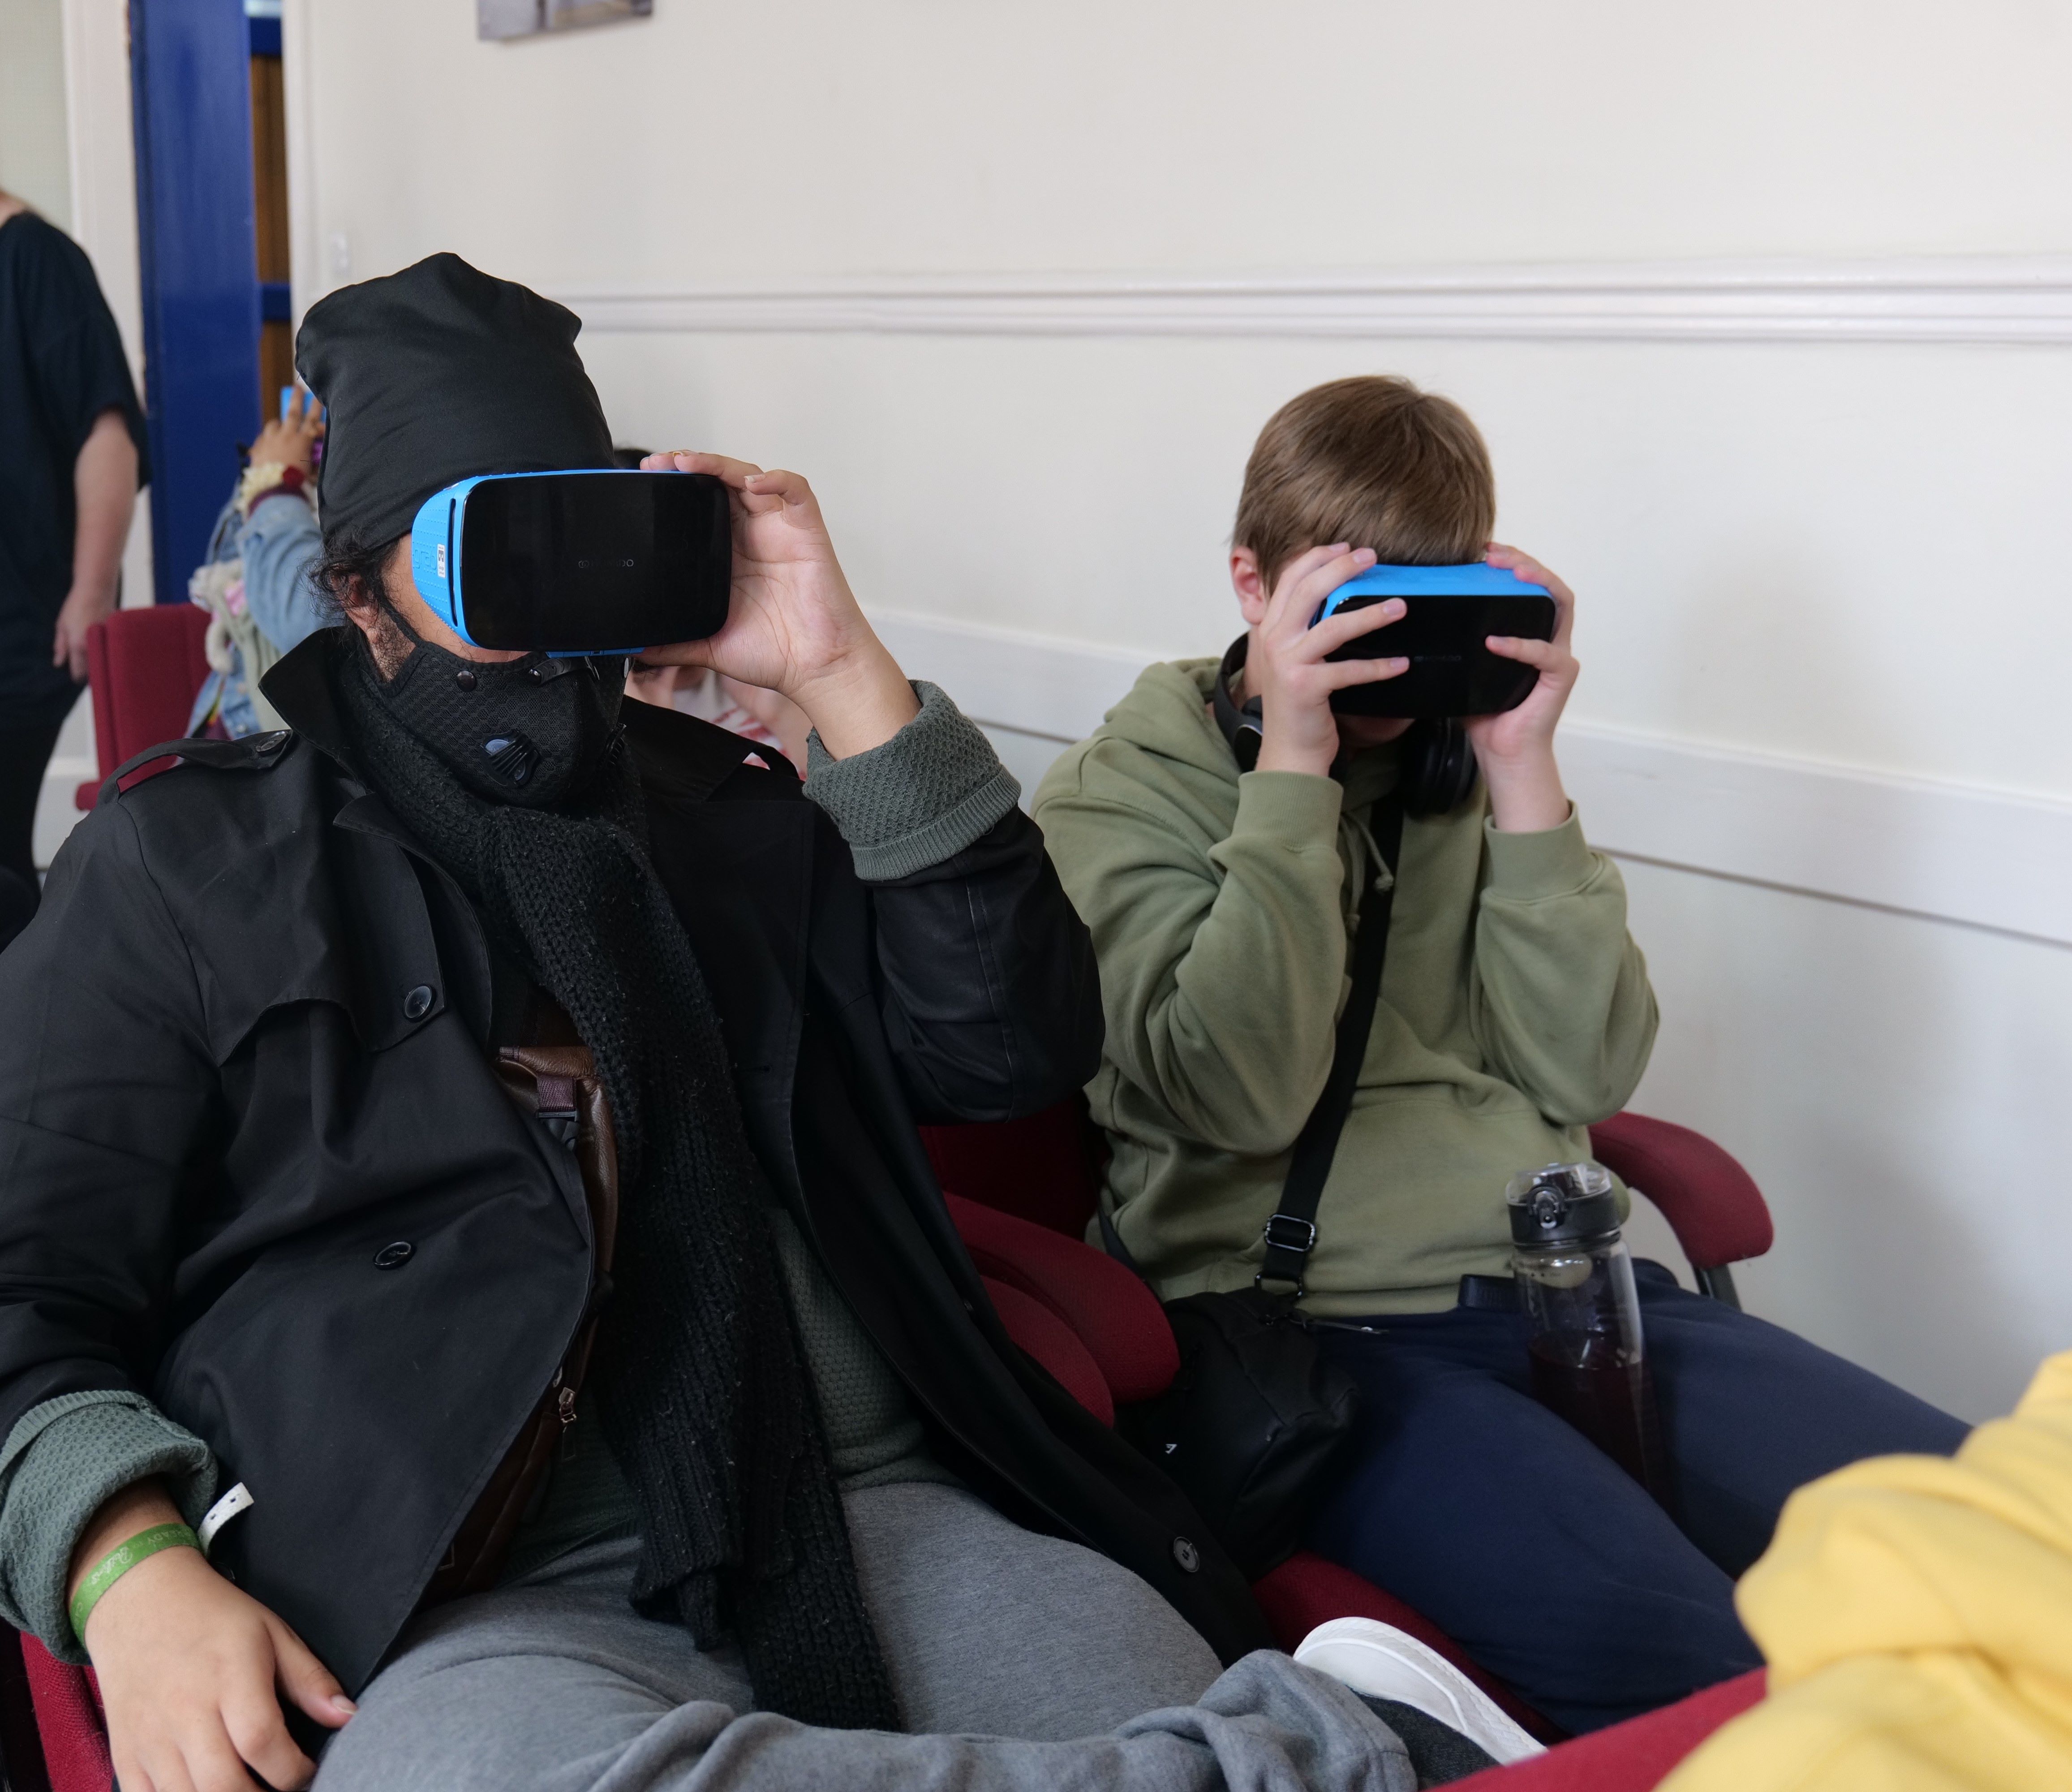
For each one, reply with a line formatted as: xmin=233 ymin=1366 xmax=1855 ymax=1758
xmin=36 ymin=601 xmax=2072 ymax=945
xmin=59 ymin=0 xmax=143 ymax=379
xmin=562 ymin=256 xmax=2072 ymax=347
xmin=866 ymin=608 xmax=2072 ymax=948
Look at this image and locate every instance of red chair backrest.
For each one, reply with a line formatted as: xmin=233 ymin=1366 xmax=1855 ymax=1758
xmin=919 ymin=1099 xmax=1105 ymax=1237
xmin=86 ymin=606 xmax=211 ymax=780
xmin=947 ymin=1192 xmax=1178 ymax=1405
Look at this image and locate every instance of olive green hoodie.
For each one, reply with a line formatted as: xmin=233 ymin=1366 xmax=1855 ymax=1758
xmin=1032 ymin=658 xmax=1659 ymax=1316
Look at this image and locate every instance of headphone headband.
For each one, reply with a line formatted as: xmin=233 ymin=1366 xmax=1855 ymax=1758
xmin=1211 ymin=636 xmax=1263 ymax=772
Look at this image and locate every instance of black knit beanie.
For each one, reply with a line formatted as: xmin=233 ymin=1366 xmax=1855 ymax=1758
xmin=296 ymin=252 xmax=617 ymax=550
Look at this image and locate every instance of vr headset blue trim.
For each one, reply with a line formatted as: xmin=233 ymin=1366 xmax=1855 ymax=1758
xmin=1315 ymin=562 xmax=1552 ymax=619
xmin=410 ymin=473 xmax=497 ymax=642
xmin=409 ymin=468 xmax=733 ymax=657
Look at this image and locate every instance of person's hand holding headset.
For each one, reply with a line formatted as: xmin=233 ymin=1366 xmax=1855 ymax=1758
xmin=632 ymin=452 xmax=920 ymax=760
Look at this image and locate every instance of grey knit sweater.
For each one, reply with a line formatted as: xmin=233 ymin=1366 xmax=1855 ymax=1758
xmin=0 ymin=680 xmax=1015 ymax=1661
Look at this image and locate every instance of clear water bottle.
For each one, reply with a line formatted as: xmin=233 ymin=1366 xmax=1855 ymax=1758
xmin=1505 ymin=1162 xmax=1669 ymax=1500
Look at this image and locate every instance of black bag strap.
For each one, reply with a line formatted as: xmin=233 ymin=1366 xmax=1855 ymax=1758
xmin=1256 ymin=793 xmax=1406 ymax=1298
xmin=94 ymin=730 xmax=295 ymax=807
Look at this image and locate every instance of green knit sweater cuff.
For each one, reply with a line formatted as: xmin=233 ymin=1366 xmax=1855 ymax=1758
xmin=803 ymin=680 xmax=1021 ymax=881
xmin=0 ymin=1392 xmax=219 ymax=1664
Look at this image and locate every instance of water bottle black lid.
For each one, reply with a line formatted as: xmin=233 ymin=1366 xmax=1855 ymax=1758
xmin=1505 ymin=1162 xmax=1621 ymax=1247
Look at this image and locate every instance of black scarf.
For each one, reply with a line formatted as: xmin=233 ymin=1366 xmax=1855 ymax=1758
xmin=331 ymin=629 xmax=899 ymax=1731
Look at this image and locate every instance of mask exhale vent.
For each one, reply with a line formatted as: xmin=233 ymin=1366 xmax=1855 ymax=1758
xmin=484 ymin=733 xmax=539 ymax=787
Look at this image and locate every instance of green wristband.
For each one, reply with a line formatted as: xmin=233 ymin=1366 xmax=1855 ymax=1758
xmin=69 ymin=1522 xmax=199 ymax=1644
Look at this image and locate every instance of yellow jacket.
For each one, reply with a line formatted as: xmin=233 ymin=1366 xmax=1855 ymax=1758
xmin=1662 ymin=1352 xmax=2072 ymax=1792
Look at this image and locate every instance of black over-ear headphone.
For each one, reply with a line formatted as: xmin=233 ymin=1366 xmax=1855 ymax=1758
xmin=1211 ymin=636 xmax=1479 ymax=818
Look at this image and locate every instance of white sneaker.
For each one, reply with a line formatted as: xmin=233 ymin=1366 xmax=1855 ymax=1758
xmin=1293 ymin=1617 xmax=1547 ymax=1765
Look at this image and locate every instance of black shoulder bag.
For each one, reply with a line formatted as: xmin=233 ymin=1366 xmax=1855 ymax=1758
xmin=1115 ymin=795 xmax=1406 ymax=1578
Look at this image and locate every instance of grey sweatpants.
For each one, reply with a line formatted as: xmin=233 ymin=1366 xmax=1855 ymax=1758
xmin=315 ymin=1481 xmax=1412 ymax=1792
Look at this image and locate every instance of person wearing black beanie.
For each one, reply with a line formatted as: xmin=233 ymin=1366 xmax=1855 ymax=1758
xmin=0 ymin=255 xmax=1444 ymax=1792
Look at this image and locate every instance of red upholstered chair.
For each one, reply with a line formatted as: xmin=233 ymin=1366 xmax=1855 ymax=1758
xmin=1451 ymin=1670 xmax=1766 ymax=1791
xmin=921 ymin=1098 xmax=1775 ymax=1316
xmin=924 ymin=1095 xmax=1780 ymax=1780
xmin=72 ymin=606 xmax=212 ymax=810
xmin=1586 ymin=1112 xmax=1772 ymax=1308
xmin=0 ymin=1627 xmax=111 ymax=1792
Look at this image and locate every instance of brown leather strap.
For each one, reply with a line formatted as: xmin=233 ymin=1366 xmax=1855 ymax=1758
xmin=496 ymin=1045 xmax=620 ymax=1271
xmin=424 ymin=1040 xmax=619 ymax=1603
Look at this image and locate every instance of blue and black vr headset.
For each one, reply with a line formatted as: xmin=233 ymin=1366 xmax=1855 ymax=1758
xmin=410 ymin=469 xmax=732 ymax=655
xmin=1311 ymin=562 xmax=1556 ymax=716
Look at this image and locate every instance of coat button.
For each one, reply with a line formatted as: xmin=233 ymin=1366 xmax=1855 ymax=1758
xmin=402 ymin=984 xmax=435 ymax=1021
xmin=373 ymin=1241 xmax=414 ymax=1270
xmin=1171 ymin=1536 xmax=1200 ymax=1573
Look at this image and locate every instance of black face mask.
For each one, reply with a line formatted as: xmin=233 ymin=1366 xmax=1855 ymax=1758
xmin=356 ymin=612 xmax=627 ymax=810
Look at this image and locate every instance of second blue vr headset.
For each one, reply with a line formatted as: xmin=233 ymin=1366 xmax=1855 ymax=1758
xmin=411 ymin=469 xmax=732 ymax=655
xmin=1311 ymin=562 xmax=1556 ymax=716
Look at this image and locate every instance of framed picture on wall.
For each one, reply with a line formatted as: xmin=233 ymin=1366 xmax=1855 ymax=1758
xmin=479 ymin=0 xmax=651 ymax=40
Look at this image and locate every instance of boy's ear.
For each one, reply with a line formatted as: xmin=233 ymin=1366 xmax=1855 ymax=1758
xmin=1229 ymin=546 xmax=1270 ymax=627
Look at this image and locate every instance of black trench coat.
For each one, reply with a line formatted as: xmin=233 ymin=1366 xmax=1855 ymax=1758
xmin=0 ymin=635 xmax=1269 ymax=1693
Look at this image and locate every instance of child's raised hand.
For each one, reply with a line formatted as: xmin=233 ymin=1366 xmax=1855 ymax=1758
xmin=1467 ymin=543 xmax=1577 ymax=831
xmin=1246 ymin=544 xmax=1409 ymax=778
xmin=249 ymin=386 xmax=325 ymax=475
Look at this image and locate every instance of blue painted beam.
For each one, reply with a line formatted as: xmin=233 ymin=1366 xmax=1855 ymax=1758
xmin=131 ymin=0 xmax=262 ymax=604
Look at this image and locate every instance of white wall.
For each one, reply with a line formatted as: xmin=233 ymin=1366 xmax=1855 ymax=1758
xmin=292 ymin=0 xmax=2072 ymax=278
xmin=276 ymin=0 xmax=2072 ymax=1419
xmin=0 ymin=0 xmax=71 ymax=226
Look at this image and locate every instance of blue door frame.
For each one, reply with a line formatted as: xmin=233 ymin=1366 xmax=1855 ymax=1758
xmin=129 ymin=0 xmax=261 ymax=605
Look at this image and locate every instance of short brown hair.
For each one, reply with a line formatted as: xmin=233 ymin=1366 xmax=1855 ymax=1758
xmin=1233 ymin=375 xmax=1495 ymax=590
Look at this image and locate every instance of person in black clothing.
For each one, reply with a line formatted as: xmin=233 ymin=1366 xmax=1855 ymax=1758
xmin=0 ymin=258 xmax=1431 ymax=1792
xmin=0 ymin=190 xmax=147 ymax=912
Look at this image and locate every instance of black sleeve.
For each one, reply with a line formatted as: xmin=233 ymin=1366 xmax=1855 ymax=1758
xmin=21 ymin=223 xmax=149 ymax=482
xmin=0 ymin=801 xmax=213 ymax=1445
xmin=859 ymin=807 xmax=1104 ymax=1125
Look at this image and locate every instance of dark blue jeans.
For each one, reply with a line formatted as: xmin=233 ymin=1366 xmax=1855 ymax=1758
xmin=1305 ymin=1265 xmax=1968 ymax=1736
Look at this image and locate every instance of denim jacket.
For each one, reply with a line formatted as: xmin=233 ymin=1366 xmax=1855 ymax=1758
xmin=184 ymin=488 xmax=327 ymax=737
